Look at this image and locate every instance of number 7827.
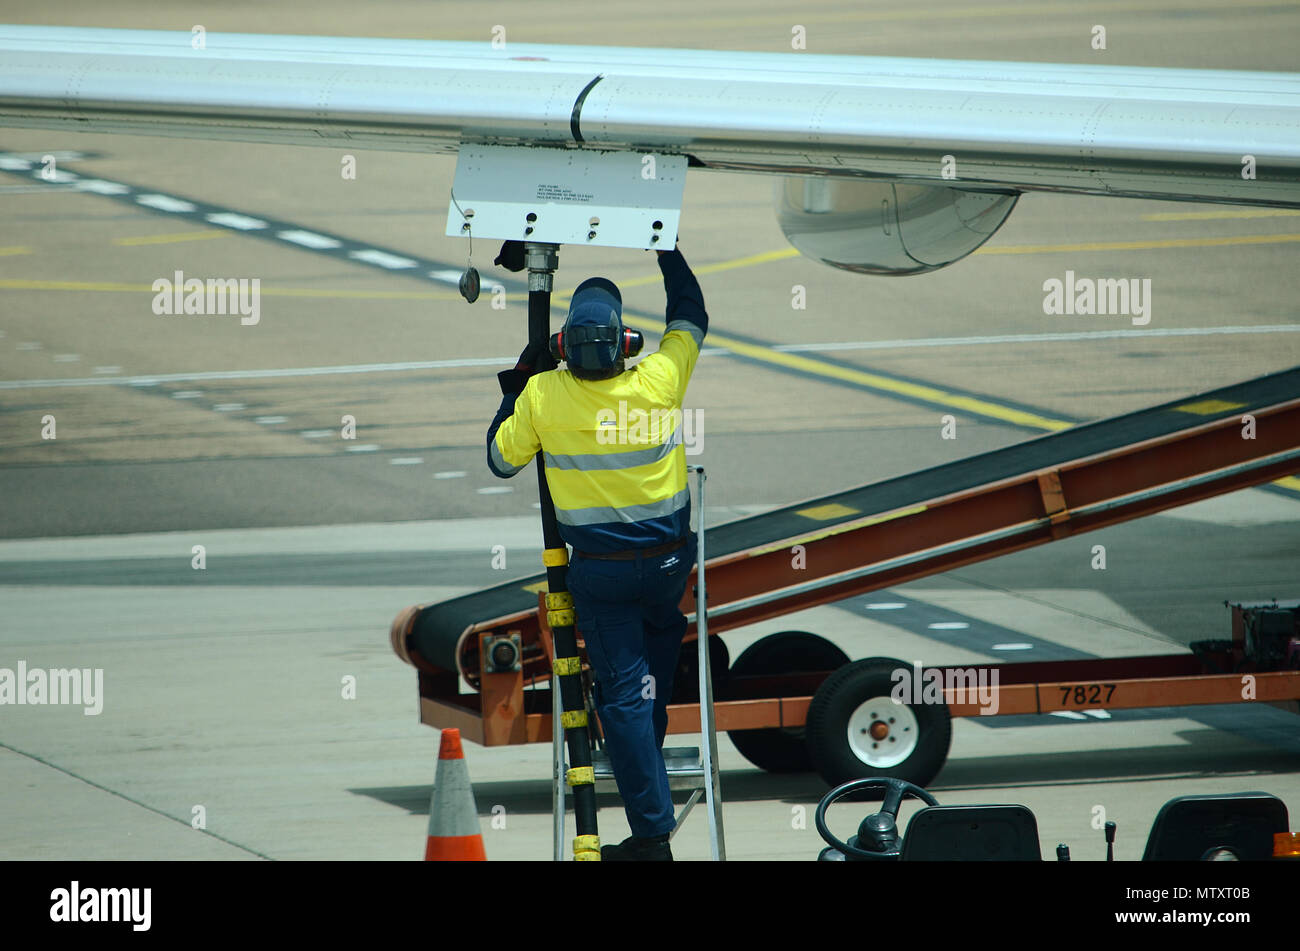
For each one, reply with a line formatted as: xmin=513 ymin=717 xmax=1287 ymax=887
xmin=1057 ymin=683 xmax=1116 ymax=706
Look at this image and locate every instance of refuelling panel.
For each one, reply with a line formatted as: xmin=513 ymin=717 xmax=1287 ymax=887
xmin=446 ymin=145 xmax=686 ymax=249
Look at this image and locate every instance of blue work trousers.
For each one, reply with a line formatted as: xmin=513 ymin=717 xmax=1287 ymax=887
xmin=567 ymin=533 xmax=697 ymax=839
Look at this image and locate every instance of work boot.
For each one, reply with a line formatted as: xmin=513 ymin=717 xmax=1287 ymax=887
xmin=600 ymin=834 xmax=673 ymax=861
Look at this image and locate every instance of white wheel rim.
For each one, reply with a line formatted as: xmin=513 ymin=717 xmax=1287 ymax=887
xmin=846 ymin=695 xmax=919 ymax=768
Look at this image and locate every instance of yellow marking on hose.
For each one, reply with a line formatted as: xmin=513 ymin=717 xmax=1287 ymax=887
xmin=566 ymin=766 xmax=595 ymax=786
xmin=561 ymin=710 xmax=588 ymax=729
xmin=573 ymin=850 xmax=601 ymax=861
xmin=543 ymin=547 xmax=569 ymax=567
xmin=545 ymin=592 xmax=574 ymax=609
xmin=547 ymin=609 xmax=575 ymax=628
xmin=574 ymin=835 xmax=600 ymax=852
xmin=553 ymin=656 xmax=581 ymax=676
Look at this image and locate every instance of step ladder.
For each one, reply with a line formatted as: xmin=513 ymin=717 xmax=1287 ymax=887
xmin=552 ymin=465 xmax=726 ymax=860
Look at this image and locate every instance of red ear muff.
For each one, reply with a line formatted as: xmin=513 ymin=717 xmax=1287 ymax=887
xmin=623 ymin=329 xmax=644 ymax=357
xmin=549 ymin=330 xmax=565 ymax=362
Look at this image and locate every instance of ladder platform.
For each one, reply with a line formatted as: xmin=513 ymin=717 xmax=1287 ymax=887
xmin=591 ymin=747 xmax=707 ymax=790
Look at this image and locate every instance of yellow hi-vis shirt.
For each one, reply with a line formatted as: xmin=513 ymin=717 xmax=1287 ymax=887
xmin=490 ymin=320 xmax=703 ymax=553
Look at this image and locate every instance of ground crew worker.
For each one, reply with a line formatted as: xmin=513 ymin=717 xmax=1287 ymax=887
xmin=486 ymin=242 xmax=708 ymax=861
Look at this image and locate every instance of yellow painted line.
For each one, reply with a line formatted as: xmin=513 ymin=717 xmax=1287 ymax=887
xmin=0 ymin=279 xmax=461 ymax=300
xmin=1141 ymin=210 xmax=1300 ymax=222
xmin=556 ymin=231 xmax=1300 ymax=304
xmin=976 ymin=233 xmax=1300 ymax=255
xmin=1173 ymin=399 xmax=1246 ymax=415
xmin=0 ymin=245 xmax=32 ymax=256
xmin=751 ymin=504 xmax=929 ymax=558
xmin=1273 ymin=476 xmax=1300 ymax=492
xmin=554 ymin=247 xmax=799 ymax=303
xmin=624 ymin=316 xmax=1073 ymax=431
xmin=522 ymin=581 xmax=549 ymax=595
xmin=114 ymin=230 xmax=232 ymax=246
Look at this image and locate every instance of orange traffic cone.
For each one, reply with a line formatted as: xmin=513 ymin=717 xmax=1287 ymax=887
xmin=424 ymin=728 xmax=487 ymax=861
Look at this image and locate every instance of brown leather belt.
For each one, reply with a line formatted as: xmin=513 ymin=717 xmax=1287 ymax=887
xmin=574 ymin=536 xmax=688 ymax=561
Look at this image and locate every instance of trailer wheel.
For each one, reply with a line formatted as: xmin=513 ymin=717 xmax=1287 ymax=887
xmin=670 ymin=634 xmax=731 ymax=703
xmin=805 ymin=657 xmax=951 ymax=789
xmin=726 ymin=632 xmax=850 ymax=773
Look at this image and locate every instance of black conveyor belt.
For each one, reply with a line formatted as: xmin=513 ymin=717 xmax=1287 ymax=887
xmin=412 ymin=366 xmax=1300 ymax=671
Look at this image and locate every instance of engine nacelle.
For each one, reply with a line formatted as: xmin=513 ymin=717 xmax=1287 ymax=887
xmin=776 ymin=177 xmax=1019 ymax=275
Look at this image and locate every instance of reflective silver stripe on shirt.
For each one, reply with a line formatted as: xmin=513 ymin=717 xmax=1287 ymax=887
xmin=666 ymin=319 xmax=704 ymax=348
xmin=544 ymin=424 xmax=682 ymax=472
xmin=554 ymin=487 xmax=691 ymax=526
xmin=490 ymin=437 xmax=524 ymax=476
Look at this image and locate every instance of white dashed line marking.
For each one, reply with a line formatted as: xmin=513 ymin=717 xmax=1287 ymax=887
xmin=299 ymin=430 xmax=333 ymax=439
xmin=172 ymin=390 xmax=203 ymax=399
xmin=928 ymin=622 xmax=970 ymax=630
xmin=16 ymin=342 xmax=43 ymax=351
xmin=53 ymin=353 xmax=80 ymax=363
xmin=433 ymin=471 xmax=466 ymax=479
xmin=1049 ymin=711 xmax=1088 ymax=720
xmin=1083 ymin=709 xmax=1112 ymax=719
xmin=277 ymin=230 xmax=341 ymax=250
xmin=136 ymin=194 xmax=196 ymax=213
xmin=213 ymin=403 xmax=246 ymax=412
xmin=345 ymin=444 xmax=380 ymax=452
xmin=477 ymin=486 xmax=513 ymax=495
xmin=349 ymin=249 xmax=417 ymax=269
xmin=254 ymin=415 xmax=288 ymax=425
xmin=991 ymin=643 xmax=1034 ymax=651
xmin=75 ymin=179 xmax=131 ymax=195
xmin=390 ymin=457 xmax=425 ymax=465
xmin=0 ymin=157 xmax=33 ymax=170
xmin=429 ymin=269 xmax=463 ymax=284
xmin=33 ymin=169 xmax=79 ymax=183
xmin=865 ymin=602 xmax=908 ymax=610
xmin=93 ymin=366 xmax=121 ymax=374
xmin=206 ymin=212 xmax=267 ymax=231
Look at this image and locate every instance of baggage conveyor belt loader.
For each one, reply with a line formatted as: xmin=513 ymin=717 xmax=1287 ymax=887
xmin=390 ymin=366 xmax=1300 ymax=788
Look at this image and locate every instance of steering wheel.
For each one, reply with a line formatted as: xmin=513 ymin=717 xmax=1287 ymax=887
xmin=815 ymin=777 xmax=940 ymax=861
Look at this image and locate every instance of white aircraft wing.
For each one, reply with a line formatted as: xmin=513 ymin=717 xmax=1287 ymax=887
xmin=2 ymin=25 xmax=1297 ymax=273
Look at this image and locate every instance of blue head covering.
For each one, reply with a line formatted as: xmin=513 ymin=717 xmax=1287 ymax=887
xmin=562 ymin=277 xmax=623 ymax=370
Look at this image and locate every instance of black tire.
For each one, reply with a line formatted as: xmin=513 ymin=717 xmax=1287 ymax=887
xmin=670 ymin=635 xmax=731 ymax=703
xmin=805 ymin=657 xmax=951 ymax=789
xmin=726 ymin=632 xmax=850 ymax=773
